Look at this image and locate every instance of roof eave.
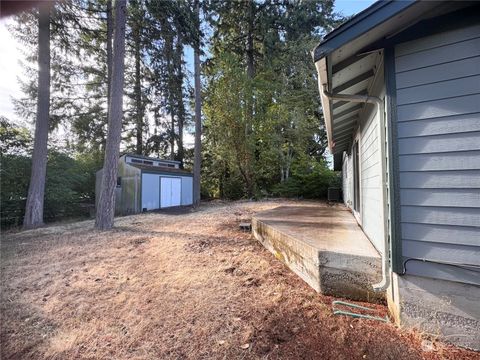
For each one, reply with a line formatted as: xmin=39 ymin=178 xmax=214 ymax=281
xmin=313 ymin=0 xmax=419 ymax=155
xmin=313 ymin=0 xmax=416 ymax=62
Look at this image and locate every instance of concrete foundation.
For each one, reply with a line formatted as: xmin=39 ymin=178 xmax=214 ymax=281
xmin=389 ymin=273 xmax=480 ymax=351
xmin=252 ymin=204 xmax=384 ymax=302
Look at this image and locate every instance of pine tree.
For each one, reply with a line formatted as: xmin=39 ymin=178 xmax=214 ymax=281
xmin=23 ymin=2 xmax=52 ymax=229
xmin=146 ymin=0 xmax=194 ymax=165
xmin=193 ymin=0 xmax=202 ymax=206
xmin=95 ymin=0 xmax=127 ymax=230
xmin=202 ymin=0 xmax=339 ymax=199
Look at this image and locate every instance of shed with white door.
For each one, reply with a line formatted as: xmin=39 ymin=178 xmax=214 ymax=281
xmin=95 ymin=154 xmax=193 ymax=215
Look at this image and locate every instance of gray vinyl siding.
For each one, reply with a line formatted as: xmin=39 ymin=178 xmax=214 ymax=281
xmin=394 ymin=24 xmax=480 ymax=285
xmin=341 ymin=63 xmax=385 ymax=255
xmin=359 ymin=99 xmax=384 ymax=254
xmin=359 ymin=66 xmax=385 ymax=255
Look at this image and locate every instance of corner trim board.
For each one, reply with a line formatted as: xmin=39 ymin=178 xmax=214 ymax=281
xmin=385 ymin=46 xmax=403 ymax=274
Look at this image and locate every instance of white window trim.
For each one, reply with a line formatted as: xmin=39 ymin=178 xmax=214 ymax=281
xmin=353 ymin=128 xmax=362 ymax=226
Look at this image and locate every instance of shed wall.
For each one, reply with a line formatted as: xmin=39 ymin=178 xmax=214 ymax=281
xmin=394 ymin=24 xmax=480 ymax=285
xmin=118 ymin=160 xmax=141 ymax=214
xmin=181 ymin=176 xmax=193 ymax=206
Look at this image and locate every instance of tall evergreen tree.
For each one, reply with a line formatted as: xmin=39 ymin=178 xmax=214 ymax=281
xmin=193 ymin=0 xmax=202 ymax=206
xmin=95 ymin=0 xmax=127 ymax=230
xmin=23 ymin=2 xmax=52 ymax=229
xmin=203 ymin=0 xmax=339 ymax=199
xmin=146 ymin=0 xmax=194 ymax=166
xmin=107 ymin=0 xmax=113 ymax=117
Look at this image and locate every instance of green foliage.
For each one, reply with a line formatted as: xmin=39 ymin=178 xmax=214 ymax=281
xmin=0 ymin=154 xmax=31 ymax=227
xmin=0 ymin=116 xmax=32 ymax=154
xmin=1 ymin=150 xmax=102 ymax=228
xmin=202 ymin=1 xmax=341 ymax=199
xmin=4 ymin=0 xmax=345 ymax=227
xmin=271 ymin=160 xmax=337 ymax=199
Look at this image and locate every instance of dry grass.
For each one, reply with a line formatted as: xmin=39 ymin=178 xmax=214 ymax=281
xmin=1 ymin=200 xmax=478 ymax=360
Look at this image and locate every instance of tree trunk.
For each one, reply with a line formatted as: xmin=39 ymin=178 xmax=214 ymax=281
xmin=246 ymin=0 xmax=255 ymax=81
xmin=286 ymin=146 xmax=293 ymax=181
xmin=245 ymin=0 xmax=255 ymax=129
xmin=192 ymin=0 xmax=202 ymax=207
xmin=23 ymin=2 xmax=51 ymax=229
xmin=170 ymin=112 xmax=175 ymax=160
xmin=165 ymin=35 xmax=176 ymax=161
xmin=134 ymin=18 xmax=143 ymax=154
xmin=106 ymin=0 xmax=113 ymax=119
xmin=243 ymin=0 xmax=255 ymax=198
xmin=174 ymin=22 xmax=185 ymax=167
xmin=95 ymin=0 xmax=127 ymax=230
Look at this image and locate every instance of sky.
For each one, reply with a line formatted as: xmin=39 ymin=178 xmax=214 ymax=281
xmin=334 ymin=0 xmax=376 ymax=17
xmin=0 ymin=0 xmax=376 ymax=130
xmin=0 ymin=19 xmax=24 ymax=124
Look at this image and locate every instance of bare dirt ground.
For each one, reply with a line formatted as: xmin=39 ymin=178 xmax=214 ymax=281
xmin=1 ymin=200 xmax=478 ymax=360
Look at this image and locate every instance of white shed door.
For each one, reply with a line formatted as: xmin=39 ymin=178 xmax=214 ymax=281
xmin=160 ymin=177 xmax=181 ymax=208
xmin=141 ymin=174 xmax=160 ymax=210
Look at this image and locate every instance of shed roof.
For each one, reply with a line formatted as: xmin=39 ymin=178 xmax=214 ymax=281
xmin=128 ymin=163 xmax=193 ymax=176
xmin=122 ymin=153 xmax=181 ymax=164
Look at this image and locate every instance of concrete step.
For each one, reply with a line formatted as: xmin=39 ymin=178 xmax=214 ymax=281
xmin=252 ymin=204 xmax=384 ymax=302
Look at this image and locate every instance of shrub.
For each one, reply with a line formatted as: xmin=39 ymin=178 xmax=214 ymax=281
xmin=271 ymin=161 xmax=338 ymax=199
xmin=0 ymin=151 xmax=100 ymax=228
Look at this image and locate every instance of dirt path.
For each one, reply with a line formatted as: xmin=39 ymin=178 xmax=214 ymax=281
xmin=1 ymin=201 xmax=478 ymax=359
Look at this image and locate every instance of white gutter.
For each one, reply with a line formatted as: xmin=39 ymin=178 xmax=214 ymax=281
xmin=321 ymin=84 xmax=390 ymax=293
xmin=314 ymin=58 xmax=334 ymax=152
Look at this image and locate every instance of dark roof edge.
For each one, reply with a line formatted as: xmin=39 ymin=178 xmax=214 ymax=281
xmin=313 ymin=0 xmax=416 ymax=62
xmin=140 ymin=169 xmax=193 ymax=177
xmin=121 ymin=153 xmax=181 ymax=164
xmin=128 ymin=163 xmax=193 ymax=176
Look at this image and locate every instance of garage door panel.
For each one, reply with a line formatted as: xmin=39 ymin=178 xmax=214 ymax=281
xmin=142 ymin=174 xmax=160 ymax=210
xmin=171 ymin=178 xmax=181 ymax=206
xmin=161 ymin=177 xmax=172 ymax=208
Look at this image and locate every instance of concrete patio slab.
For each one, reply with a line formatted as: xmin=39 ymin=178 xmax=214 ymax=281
xmin=252 ymin=203 xmax=384 ymax=302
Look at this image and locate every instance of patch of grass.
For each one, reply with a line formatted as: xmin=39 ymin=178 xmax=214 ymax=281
xmin=1 ymin=201 xmax=477 ymax=359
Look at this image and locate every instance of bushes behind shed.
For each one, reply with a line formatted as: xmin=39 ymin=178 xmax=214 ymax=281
xmin=0 ymin=151 xmax=101 ymax=228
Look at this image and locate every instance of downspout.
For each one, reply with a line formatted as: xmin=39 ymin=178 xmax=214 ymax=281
xmin=322 ymin=85 xmax=390 ymax=292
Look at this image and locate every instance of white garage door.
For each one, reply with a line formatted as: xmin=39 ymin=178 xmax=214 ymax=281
xmin=160 ymin=177 xmax=181 ymax=208
xmin=141 ymin=174 xmax=160 ymax=210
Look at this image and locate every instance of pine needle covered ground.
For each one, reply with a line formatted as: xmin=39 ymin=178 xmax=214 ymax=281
xmin=1 ymin=201 xmax=478 ymax=359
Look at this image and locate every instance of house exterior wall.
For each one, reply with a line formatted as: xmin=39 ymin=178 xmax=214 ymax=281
xmin=388 ymin=23 xmax=480 ymax=350
xmin=359 ymin=72 xmax=385 ymax=255
xmin=390 ymin=272 xmax=480 ymax=350
xmin=393 ymin=23 xmax=480 ymax=285
xmin=341 ymin=59 xmax=386 ymax=255
xmin=342 ymin=152 xmax=353 ymax=208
